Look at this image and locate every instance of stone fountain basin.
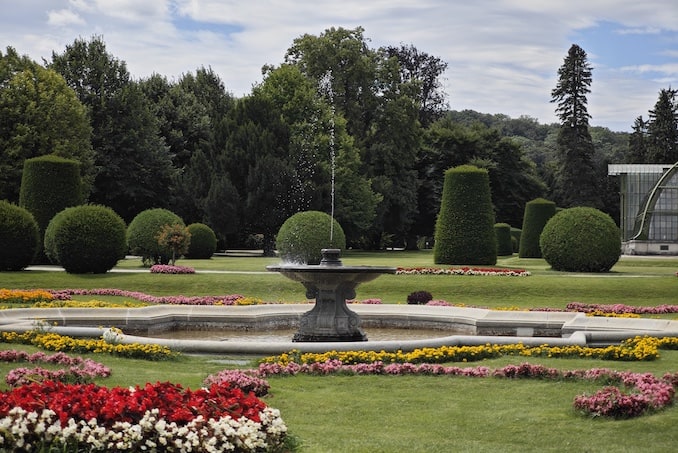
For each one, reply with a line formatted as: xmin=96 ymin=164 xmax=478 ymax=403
xmin=1 ymin=304 xmax=677 ymax=354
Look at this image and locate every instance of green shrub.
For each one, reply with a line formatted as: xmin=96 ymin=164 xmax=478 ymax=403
xmin=510 ymin=227 xmax=522 ymax=253
xmin=494 ymin=223 xmax=513 ymax=256
xmin=185 ymin=223 xmax=217 ymax=259
xmin=433 ymin=165 xmax=497 ymax=265
xmin=519 ymin=198 xmax=556 ymax=258
xmin=44 ymin=205 xmax=127 ymax=274
xmin=127 ymin=209 xmax=185 ymax=266
xmin=276 ymin=211 xmax=346 ymax=264
xmin=0 ymin=201 xmax=39 ymax=271
xmin=539 ymin=207 xmax=621 ymax=272
xmin=19 ymin=155 xmax=83 ymax=261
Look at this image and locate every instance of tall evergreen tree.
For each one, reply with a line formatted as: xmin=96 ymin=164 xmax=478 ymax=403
xmin=646 ymin=88 xmax=678 ymax=163
xmin=627 ymin=116 xmax=649 ymax=163
xmin=550 ymin=44 xmax=601 ymax=208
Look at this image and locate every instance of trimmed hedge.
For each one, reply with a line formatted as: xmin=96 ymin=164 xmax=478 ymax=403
xmin=494 ymin=223 xmax=513 ymax=256
xmin=519 ymin=198 xmax=556 ymax=258
xmin=43 ymin=205 xmax=127 ymax=274
xmin=434 ymin=165 xmax=497 ymax=265
xmin=19 ymin=155 xmax=83 ymax=260
xmin=539 ymin=207 xmax=621 ymax=272
xmin=127 ymin=209 xmax=185 ymax=266
xmin=276 ymin=211 xmax=346 ymax=264
xmin=510 ymin=227 xmax=522 ymax=253
xmin=0 ymin=201 xmax=40 ymax=271
xmin=185 ymin=223 xmax=217 ymax=259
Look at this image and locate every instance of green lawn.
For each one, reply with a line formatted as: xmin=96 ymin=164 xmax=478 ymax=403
xmin=1 ymin=251 xmax=678 ymax=451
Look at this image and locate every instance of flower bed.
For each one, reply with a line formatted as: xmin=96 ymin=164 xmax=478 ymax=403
xmin=0 ymin=330 xmax=175 ymax=361
xmin=0 ymin=350 xmax=111 ymax=386
xmin=253 ymin=360 xmax=676 ymax=419
xmin=0 ymin=381 xmax=287 ymax=452
xmin=261 ymin=336 xmax=673 ymax=366
xmin=149 ymin=264 xmax=195 ymax=274
xmin=48 ymin=289 xmax=248 ymax=306
xmin=396 ymin=266 xmax=531 ymax=276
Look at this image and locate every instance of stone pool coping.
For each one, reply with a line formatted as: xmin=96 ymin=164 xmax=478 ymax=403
xmin=1 ymin=304 xmax=677 ymax=354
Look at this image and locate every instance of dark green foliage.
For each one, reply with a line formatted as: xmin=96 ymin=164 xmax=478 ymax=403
xmin=539 ymin=207 xmax=621 ymax=272
xmin=0 ymin=201 xmax=39 ymax=271
xmin=185 ymin=223 xmax=217 ymax=259
xmin=127 ymin=208 xmax=185 ymax=266
xmin=519 ymin=198 xmax=556 ymax=258
xmin=494 ymin=223 xmax=513 ymax=256
xmin=406 ymin=291 xmax=433 ymax=305
xmin=510 ymin=227 xmax=522 ymax=253
xmin=276 ymin=211 xmax=346 ymax=264
xmin=43 ymin=205 xmax=126 ymax=274
xmin=550 ymin=44 xmax=601 ymax=209
xmin=19 ymin=155 xmax=83 ymax=261
xmin=433 ymin=165 xmax=497 ymax=265
xmin=647 ymin=88 xmax=678 ymax=164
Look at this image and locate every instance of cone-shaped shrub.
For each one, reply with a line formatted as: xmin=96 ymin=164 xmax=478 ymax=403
xmin=19 ymin=155 xmax=83 ymax=261
xmin=127 ymin=208 xmax=185 ymax=266
xmin=540 ymin=207 xmax=621 ymax=272
xmin=518 ymin=198 xmax=556 ymax=258
xmin=185 ymin=223 xmax=217 ymax=259
xmin=276 ymin=211 xmax=346 ymax=264
xmin=434 ymin=165 xmax=497 ymax=265
xmin=0 ymin=201 xmax=39 ymax=271
xmin=494 ymin=223 xmax=513 ymax=256
xmin=44 ymin=205 xmax=127 ymax=274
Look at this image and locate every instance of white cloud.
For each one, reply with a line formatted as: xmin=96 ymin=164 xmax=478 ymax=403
xmin=47 ymin=9 xmax=85 ymax=27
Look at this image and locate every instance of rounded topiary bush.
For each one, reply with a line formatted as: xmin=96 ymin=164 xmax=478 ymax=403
xmin=539 ymin=207 xmax=621 ymax=272
xmin=0 ymin=201 xmax=40 ymax=271
xmin=434 ymin=165 xmax=497 ymax=265
xmin=127 ymin=209 xmax=185 ymax=265
xmin=519 ymin=198 xmax=556 ymax=258
xmin=276 ymin=211 xmax=346 ymax=264
xmin=494 ymin=223 xmax=513 ymax=256
xmin=44 ymin=205 xmax=127 ymax=274
xmin=185 ymin=223 xmax=217 ymax=259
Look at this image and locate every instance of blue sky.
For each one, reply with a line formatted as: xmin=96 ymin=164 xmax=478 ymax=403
xmin=1 ymin=0 xmax=677 ymax=132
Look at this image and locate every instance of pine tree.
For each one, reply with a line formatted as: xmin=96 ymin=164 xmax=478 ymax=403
xmin=550 ymin=44 xmax=602 ymax=208
xmin=627 ymin=116 xmax=648 ymax=163
xmin=647 ymin=88 xmax=678 ymax=164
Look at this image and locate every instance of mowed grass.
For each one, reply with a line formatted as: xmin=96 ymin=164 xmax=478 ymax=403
xmin=3 ymin=251 xmax=676 ymax=310
xmin=1 ymin=251 xmax=678 ymax=451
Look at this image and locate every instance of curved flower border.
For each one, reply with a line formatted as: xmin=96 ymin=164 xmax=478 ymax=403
xmin=250 ymin=360 xmax=676 ymax=419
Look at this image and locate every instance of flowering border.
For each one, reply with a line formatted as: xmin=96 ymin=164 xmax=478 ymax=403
xmin=396 ymin=266 xmax=531 ymax=276
xmin=0 ymin=381 xmax=287 ymax=452
xmin=149 ymin=264 xmax=195 ymax=274
xmin=0 ymin=350 xmax=111 ymax=386
xmin=251 ymin=360 xmax=676 ymax=418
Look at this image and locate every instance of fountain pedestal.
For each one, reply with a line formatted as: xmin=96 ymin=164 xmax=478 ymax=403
xmin=267 ymin=249 xmax=396 ymax=342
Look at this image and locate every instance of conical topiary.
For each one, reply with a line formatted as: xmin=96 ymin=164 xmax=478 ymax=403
xmin=434 ymin=165 xmax=496 ymax=265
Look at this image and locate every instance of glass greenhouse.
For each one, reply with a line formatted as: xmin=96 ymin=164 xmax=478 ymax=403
xmin=608 ymin=163 xmax=678 ymax=255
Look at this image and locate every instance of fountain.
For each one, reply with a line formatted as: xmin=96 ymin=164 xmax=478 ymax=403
xmin=266 ymin=249 xmax=396 ymax=341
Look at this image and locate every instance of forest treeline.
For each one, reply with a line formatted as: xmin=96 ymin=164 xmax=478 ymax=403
xmin=1 ymin=28 xmax=676 ymax=253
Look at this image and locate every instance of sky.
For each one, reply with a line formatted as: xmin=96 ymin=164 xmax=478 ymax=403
xmin=1 ymin=0 xmax=677 ymax=132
